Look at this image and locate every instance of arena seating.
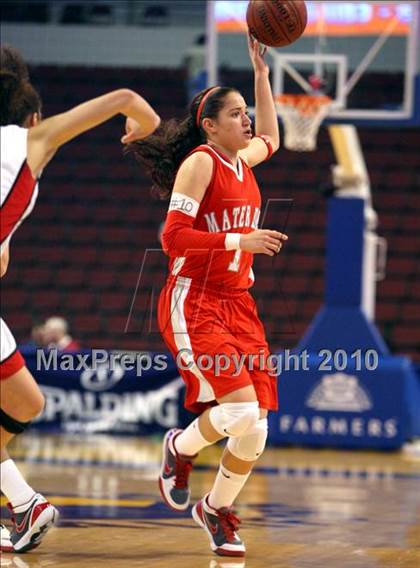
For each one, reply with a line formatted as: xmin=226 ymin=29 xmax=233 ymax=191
xmin=2 ymin=66 xmax=419 ymax=360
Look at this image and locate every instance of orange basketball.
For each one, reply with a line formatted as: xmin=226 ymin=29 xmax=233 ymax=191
xmin=246 ymin=0 xmax=308 ymax=48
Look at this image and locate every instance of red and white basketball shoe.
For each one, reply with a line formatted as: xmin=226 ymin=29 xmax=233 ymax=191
xmin=7 ymin=493 xmax=59 ymax=552
xmin=1 ymin=523 xmax=14 ymax=552
xmin=192 ymin=494 xmax=245 ymax=557
xmin=159 ymin=428 xmax=197 ymax=511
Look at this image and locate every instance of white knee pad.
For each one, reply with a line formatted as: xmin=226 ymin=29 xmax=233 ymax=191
xmin=227 ymin=418 xmax=268 ymax=461
xmin=209 ymin=401 xmax=259 ymax=438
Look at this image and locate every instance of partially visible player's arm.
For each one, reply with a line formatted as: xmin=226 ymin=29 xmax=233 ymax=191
xmin=161 ymin=152 xmax=227 ymax=256
xmin=0 ymin=243 xmax=10 ymax=278
xmin=239 ymin=34 xmax=280 ymax=168
xmin=27 ymin=89 xmax=160 ymax=177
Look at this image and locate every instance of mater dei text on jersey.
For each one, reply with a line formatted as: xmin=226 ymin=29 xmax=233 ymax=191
xmin=204 ymin=206 xmax=261 ymax=233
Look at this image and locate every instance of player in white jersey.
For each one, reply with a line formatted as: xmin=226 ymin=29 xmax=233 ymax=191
xmin=0 ymin=44 xmax=160 ymax=553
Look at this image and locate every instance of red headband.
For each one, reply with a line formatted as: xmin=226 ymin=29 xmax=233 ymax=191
xmin=196 ymin=86 xmax=220 ymax=128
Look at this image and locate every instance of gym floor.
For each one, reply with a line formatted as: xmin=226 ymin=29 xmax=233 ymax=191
xmin=1 ymin=433 xmax=419 ymax=568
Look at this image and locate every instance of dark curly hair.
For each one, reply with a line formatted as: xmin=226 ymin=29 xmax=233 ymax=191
xmin=0 ymin=44 xmax=41 ymax=126
xmin=127 ymin=86 xmax=239 ymax=199
xmin=1 ymin=44 xmax=30 ymax=80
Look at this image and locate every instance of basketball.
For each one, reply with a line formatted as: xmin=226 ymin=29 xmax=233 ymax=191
xmin=246 ymin=0 xmax=308 ymax=48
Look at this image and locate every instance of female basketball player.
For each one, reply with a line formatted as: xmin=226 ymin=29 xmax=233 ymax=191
xmin=0 ymin=44 xmax=160 ymax=553
xmin=130 ymin=35 xmax=285 ymax=557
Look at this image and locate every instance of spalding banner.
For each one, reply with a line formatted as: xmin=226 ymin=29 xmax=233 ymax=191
xmin=22 ymin=348 xmax=190 ymax=435
xmin=22 ymin=347 xmax=420 ymax=447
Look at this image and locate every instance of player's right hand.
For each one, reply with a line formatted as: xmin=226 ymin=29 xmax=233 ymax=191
xmin=240 ymin=229 xmax=288 ymax=256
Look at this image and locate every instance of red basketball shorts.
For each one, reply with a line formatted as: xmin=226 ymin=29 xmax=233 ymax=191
xmin=158 ymin=276 xmax=278 ymax=414
xmin=0 ymin=318 xmax=25 ymax=380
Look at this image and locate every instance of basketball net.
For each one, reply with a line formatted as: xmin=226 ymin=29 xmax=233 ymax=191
xmin=275 ymin=94 xmax=333 ymax=152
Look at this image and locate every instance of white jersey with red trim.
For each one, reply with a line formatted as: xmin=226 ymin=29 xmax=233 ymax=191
xmin=0 ymin=317 xmax=18 ymax=364
xmin=0 ymin=125 xmax=39 ymax=253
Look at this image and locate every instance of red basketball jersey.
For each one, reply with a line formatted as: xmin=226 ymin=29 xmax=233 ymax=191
xmin=167 ymin=144 xmax=261 ymax=290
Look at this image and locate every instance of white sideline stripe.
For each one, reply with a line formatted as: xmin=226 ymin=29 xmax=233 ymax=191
xmin=170 ymin=277 xmax=215 ymax=403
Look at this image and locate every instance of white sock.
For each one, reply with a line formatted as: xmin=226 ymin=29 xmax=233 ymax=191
xmin=172 ymin=418 xmax=213 ymax=457
xmin=0 ymin=459 xmax=36 ymax=508
xmin=208 ymin=464 xmax=250 ymax=510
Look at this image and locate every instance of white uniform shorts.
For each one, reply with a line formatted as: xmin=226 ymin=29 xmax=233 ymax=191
xmin=0 ymin=318 xmax=25 ymax=379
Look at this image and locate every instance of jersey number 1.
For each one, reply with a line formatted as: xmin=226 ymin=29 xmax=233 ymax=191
xmin=228 ymin=250 xmax=242 ymax=272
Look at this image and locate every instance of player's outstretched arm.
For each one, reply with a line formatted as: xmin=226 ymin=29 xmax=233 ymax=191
xmin=27 ymin=89 xmax=160 ymax=177
xmin=239 ymin=34 xmax=280 ymax=168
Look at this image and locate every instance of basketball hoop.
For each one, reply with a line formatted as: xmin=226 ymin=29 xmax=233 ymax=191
xmin=275 ymin=94 xmax=333 ymax=152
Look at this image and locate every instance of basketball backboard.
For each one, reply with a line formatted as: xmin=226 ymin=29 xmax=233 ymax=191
xmin=208 ymin=1 xmax=420 ymax=125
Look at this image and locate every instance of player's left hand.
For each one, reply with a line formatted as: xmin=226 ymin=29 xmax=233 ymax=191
xmin=121 ymin=117 xmax=152 ymax=143
xmin=247 ymin=32 xmax=269 ymax=75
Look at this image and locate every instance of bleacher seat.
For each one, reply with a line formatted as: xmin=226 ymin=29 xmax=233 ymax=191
xmin=1 ymin=66 xmax=418 ymax=361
